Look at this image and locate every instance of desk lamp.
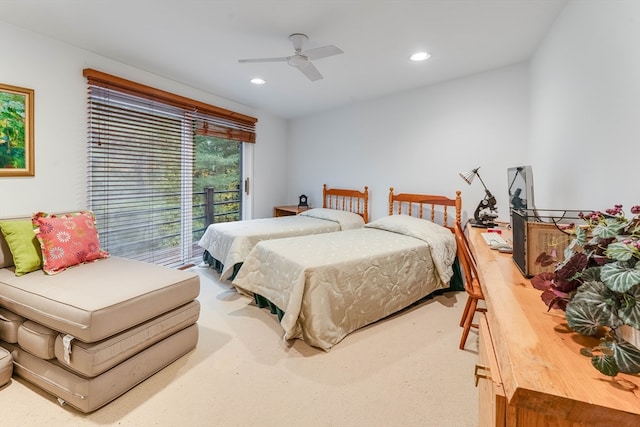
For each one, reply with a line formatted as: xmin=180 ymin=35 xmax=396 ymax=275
xmin=459 ymin=167 xmax=498 ymax=228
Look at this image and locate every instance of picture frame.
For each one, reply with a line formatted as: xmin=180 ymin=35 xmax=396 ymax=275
xmin=1 ymin=83 xmax=34 ymax=176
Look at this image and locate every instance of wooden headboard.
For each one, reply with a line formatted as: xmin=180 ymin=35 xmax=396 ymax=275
xmin=388 ymin=188 xmax=462 ymax=230
xmin=322 ymin=184 xmax=369 ymax=223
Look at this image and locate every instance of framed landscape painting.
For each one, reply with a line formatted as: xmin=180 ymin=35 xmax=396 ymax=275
xmin=0 ymin=83 xmax=34 ymax=176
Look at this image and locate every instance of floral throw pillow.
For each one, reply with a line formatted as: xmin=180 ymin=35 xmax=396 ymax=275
xmin=32 ymin=211 xmax=109 ymax=275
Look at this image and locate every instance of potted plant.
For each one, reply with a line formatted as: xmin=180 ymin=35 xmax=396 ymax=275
xmin=531 ymin=204 xmax=640 ymax=377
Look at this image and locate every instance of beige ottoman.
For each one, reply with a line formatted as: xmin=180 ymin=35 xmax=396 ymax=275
xmin=0 ymin=347 xmax=12 ymax=386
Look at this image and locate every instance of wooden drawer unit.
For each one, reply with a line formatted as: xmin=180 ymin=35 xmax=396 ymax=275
xmin=468 ymin=225 xmax=640 ymax=427
xmin=477 ymin=314 xmax=506 ymax=427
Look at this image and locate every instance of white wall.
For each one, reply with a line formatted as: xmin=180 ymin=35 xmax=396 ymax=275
xmin=288 ymin=63 xmax=531 ymax=222
xmin=288 ymin=0 xmax=640 ymax=222
xmin=530 ymin=0 xmax=640 ymax=212
xmin=251 ymin=112 xmax=289 ymax=218
xmin=0 ymin=22 xmax=288 ymax=218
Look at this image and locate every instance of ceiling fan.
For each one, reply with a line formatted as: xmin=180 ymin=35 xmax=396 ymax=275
xmin=238 ymin=33 xmax=343 ymax=82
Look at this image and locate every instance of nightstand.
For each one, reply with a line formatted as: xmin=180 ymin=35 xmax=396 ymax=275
xmin=273 ymin=205 xmax=310 ymax=217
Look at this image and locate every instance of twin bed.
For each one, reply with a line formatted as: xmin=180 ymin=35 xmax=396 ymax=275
xmin=231 ymin=188 xmax=463 ymax=350
xmin=198 ymin=185 xmax=369 ymax=280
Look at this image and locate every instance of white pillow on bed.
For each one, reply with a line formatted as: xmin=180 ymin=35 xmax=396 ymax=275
xmin=365 ymin=214 xmax=452 ymax=243
xmin=299 ymin=208 xmax=365 ymax=230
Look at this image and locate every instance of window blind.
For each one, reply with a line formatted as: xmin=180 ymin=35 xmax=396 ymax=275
xmin=85 ymin=69 xmax=257 ymax=267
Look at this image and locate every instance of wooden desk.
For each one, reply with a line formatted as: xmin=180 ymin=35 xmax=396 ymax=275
xmin=467 ymin=225 xmax=640 ymax=427
xmin=273 ymin=205 xmax=310 ymax=217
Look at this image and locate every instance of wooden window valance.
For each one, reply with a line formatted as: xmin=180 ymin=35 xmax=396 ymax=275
xmin=83 ymin=68 xmax=257 ymax=143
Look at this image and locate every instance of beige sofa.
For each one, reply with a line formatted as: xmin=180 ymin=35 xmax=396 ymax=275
xmin=0 ymin=216 xmax=200 ymax=413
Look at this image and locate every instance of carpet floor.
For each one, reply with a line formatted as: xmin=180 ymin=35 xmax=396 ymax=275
xmin=0 ymin=265 xmax=479 ymax=427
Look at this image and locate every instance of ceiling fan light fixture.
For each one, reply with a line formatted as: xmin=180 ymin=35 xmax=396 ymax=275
xmin=250 ymin=78 xmax=266 ymax=85
xmin=287 ymin=54 xmax=308 ymax=67
xmin=410 ymin=51 xmax=431 ymax=62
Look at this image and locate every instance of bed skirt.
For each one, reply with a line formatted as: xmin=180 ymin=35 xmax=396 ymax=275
xmin=253 ymin=294 xmax=285 ymax=321
xmin=202 ymin=250 xmax=241 ymax=281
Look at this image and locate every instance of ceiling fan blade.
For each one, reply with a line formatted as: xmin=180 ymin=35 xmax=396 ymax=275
xmin=296 ymin=61 xmax=323 ymax=82
xmin=238 ymin=56 xmax=289 ymax=64
xmin=303 ymin=45 xmax=343 ymax=61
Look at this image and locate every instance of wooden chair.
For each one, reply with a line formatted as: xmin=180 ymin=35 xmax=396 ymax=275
xmin=457 ymin=223 xmax=476 ymax=327
xmin=454 ymin=222 xmax=486 ymax=350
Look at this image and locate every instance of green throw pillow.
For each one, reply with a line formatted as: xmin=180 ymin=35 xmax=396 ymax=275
xmin=0 ymin=219 xmax=43 ymax=276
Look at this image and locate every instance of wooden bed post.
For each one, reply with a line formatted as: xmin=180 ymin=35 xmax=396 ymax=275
xmin=363 ymin=186 xmax=369 ymax=224
xmin=322 ymin=184 xmax=328 ymax=208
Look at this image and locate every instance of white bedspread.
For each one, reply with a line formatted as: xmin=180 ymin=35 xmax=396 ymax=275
xmin=232 ymin=215 xmax=456 ymax=350
xmin=198 ymin=208 xmax=364 ymax=280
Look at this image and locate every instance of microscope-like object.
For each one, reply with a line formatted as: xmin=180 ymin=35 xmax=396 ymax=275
xmin=472 ymin=188 xmax=498 ymax=228
xmin=460 ymin=167 xmax=499 ymax=228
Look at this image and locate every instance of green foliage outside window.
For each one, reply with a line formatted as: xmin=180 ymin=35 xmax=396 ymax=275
xmin=192 ymin=135 xmax=241 ymax=241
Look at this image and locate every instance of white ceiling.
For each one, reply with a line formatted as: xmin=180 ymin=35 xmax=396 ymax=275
xmin=0 ymin=0 xmax=568 ymax=119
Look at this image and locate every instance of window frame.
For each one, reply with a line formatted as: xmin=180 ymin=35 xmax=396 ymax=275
xmin=85 ymin=69 xmax=257 ymax=267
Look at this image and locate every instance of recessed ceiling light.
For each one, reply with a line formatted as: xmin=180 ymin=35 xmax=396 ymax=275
xmin=250 ymin=78 xmax=266 ymax=85
xmin=410 ymin=52 xmax=430 ymax=62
